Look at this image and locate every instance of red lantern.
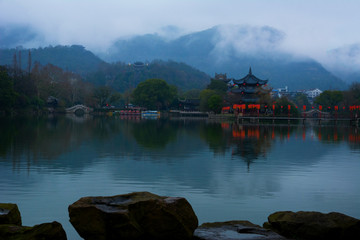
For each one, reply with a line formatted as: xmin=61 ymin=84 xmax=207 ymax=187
xmin=288 ymin=105 xmax=291 ymax=110
xmin=303 ymin=105 xmax=306 ymax=111
xmin=335 ymin=106 xmax=338 ymax=111
xmin=319 ymin=105 xmax=323 ymax=111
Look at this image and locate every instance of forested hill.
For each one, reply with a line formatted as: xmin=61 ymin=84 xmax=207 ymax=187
xmin=87 ymin=60 xmax=210 ymax=92
xmin=0 ymin=45 xmax=210 ymax=91
xmin=103 ymin=25 xmax=347 ymax=91
xmin=0 ymin=45 xmax=104 ymax=75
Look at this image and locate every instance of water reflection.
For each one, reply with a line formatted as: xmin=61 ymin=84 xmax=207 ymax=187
xmin=1 ymin=116 xmax=360 ymax=240
xmin=131 ymin=120 xmax=178 ymax=149
xmin=1 ymin=116 xmax=359 ymax=170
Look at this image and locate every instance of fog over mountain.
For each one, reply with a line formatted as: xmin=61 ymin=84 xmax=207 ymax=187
xmin=100 ymin=25 xmax=346 ymax=90
xmin=0 ymin=23 xmax=353 ymax=90
xmin=324 ymin=43 xmax=360 ymax=84
xmin=1 ymin=0 xmax=360 ymax=90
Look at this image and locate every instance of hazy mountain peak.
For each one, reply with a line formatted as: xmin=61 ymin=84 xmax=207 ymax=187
xmin=327 ymin=43 xmax=360 ymax=71
xmin=0 ymin=24 xmax=44 ymax=49
xmin=212 ymin=24 xmax=285 ymax=54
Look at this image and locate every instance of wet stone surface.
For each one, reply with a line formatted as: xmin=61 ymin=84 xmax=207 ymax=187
xmin=194 ymin=221 xmax=288 ymax=240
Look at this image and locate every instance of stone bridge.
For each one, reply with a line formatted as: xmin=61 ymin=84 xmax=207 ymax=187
xmin=65 ymin=105 xmax=93 ymax=114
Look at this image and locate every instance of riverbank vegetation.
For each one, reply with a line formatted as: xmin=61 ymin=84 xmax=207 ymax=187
xmin=1 ymin=62 xmax=360 ymax=116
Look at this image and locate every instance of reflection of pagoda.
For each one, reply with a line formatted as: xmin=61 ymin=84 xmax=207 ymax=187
xmin=216 ymin=68 xmax=269 ymax=103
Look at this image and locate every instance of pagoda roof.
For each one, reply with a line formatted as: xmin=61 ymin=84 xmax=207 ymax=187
xmin=233 ymin=68 xmax=268 ymax=85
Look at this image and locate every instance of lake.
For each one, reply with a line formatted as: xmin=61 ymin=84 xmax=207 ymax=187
xmin=1 ymin=115 xmax=360 ymax=239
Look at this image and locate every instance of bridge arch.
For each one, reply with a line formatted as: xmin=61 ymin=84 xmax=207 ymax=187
xmin=65 ymin=105 xmax=93 ymax=114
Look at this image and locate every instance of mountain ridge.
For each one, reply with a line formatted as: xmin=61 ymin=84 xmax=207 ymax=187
xmin=0 ymin=25 xmax=352 ymax=91
xmin=102 ymin=25 xmax=347 ymax=90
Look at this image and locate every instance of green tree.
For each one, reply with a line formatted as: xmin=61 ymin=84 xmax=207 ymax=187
xmin=109 ymin=92 xmax=123 ymax=106
xmin=208 ymin=95 xmax=223 ymax=113
xmin=200 ymin=89 xmax=222 ymax=112
xmin=274 ymin=97 xmax=299 ymax=117
xmin=0 ymin=66 xmax=17 ymax=112
xmin=132 ymin=78 xmax=176 ymax=110
xmin=207 ymin=79 xmax=228 ymax=95
xmin=348 ymin=82 xmax=360 ymax=104
xmin=180 ymin=89 xmax=201 ymax=99
xmin=314 ymin=90 xmax=343 ymax=110
xmin=93 ymin=86 xmax=112 ymax=107
xmin=294 ymin=93 xmax=311 ymax=108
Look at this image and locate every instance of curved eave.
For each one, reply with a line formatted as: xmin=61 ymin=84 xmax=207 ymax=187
xmin=234 ymin=78 xmax=268 ymax=85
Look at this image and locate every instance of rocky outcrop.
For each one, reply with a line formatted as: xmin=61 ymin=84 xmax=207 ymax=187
xmin=68 ymin=191 xmax=198 ymax=240
xmin=264 ymin=211 xmax=360 ymax=240
xmin=0 ymin=221 xmax=67 ymax=240
xmin=0 ymin=203 xmax=22 ymax=226
xmin=194 ymin=220 xmax=288 ymax=240
xmin=0 ymin=203 xmax=67 ymax=240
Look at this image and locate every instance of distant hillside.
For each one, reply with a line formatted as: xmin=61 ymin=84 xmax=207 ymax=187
xmin=0 ymin=25 xmax=42 ymax=49
xmin=0 ymin=45 xmax=210 ymax=91
xmin=325 ymin=43 xmax=360 ymax=84
xmin=0 ymin=45 xmax=104 ymax=75
xmin=102 ymin=25 xmax=346 ymax=90
xmin=87 ymin=60 xmax=210 ymax=92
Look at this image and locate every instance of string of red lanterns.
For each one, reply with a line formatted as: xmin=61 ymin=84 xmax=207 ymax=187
xmin=222 ymin=104 xmax=360 ymax=112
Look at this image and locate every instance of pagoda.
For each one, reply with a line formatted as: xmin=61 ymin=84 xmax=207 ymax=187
xmin=220 ymin=68 xmax=269 ymax=103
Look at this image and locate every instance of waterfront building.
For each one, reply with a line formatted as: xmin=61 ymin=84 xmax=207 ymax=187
xmin=218 ymin=68 xmax=270 ymax=103
xmin=305 ymin=88 xmax=323 ymax=99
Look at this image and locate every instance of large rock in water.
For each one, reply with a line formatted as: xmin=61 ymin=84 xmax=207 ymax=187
xmin=264 ymin=211 xmax=360 ymax=240
xmin=194 ymin=220 xmax=288 ymax=240
xmin=0 ymin=221 xmax=67 ymax=240
xmin=0 ymin=203 xmax=22 ymax=226
xmin=1 ymin=203 xmax=66 ymax=239
xmin=68 ymin=191 xmax=198 ymax=240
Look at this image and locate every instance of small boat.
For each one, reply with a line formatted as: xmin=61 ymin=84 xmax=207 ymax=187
xmin=141 ymin=110 xmax=160 ymax=119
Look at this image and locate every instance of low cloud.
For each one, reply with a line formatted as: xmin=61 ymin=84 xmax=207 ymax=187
xmin=210 ymin=25 xmax=286 ymax=62
xmin=325 ymin=44 xmax=360 ymax=73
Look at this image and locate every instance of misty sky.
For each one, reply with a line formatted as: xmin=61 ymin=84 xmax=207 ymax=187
xmin=1 ymin=0 xmax=359 ymax=65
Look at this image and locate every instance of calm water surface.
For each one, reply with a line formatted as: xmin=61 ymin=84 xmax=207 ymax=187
xmin=1 ymin=115 xmax=360 ymax=239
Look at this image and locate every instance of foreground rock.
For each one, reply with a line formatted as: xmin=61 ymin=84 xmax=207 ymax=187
xmin=264 ymin=211 xmax=360 ymax=240
xmin=68 ymin=191 xmax=198 ymax=240
xmin=194 ymin=221 xmax=288 ymax=240
xmin=0 ymin=221 xmax=67 ymax=240
xmin=0 ymin=203 xmax=67 ymax=240
xmin=0 ymin=203 xmax=22 ymax=226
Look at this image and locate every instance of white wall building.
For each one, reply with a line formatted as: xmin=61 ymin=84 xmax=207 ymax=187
xmin=305 ymin=88 xmax=323 ymax=98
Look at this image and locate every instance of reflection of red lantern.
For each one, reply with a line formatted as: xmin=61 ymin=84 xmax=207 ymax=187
xmin=288 ymin=105 xmax=291 ymax=110
xmin=281 ymin=106 xmax=283 ymax=109
xmin=272 ymin=105 xmax=275 ymax=110
xmin=335 ymin=106 xmax=338 ymax=111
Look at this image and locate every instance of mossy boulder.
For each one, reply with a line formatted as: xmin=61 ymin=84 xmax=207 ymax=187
xmin=194 ymin=220 xmax=287 ymax=240
xmin=0 ymin=203 xmax=22 ymax=226
xmin=264 ymin=211 xmax=360 ymax=240
xmin=0 ymin=221 xmax=67 ymax=240
xmin=68 ymin=191 xmax=198 ymax=240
